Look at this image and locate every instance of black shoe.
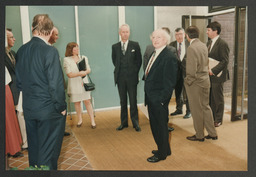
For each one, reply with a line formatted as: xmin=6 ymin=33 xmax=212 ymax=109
xmin=116 ymin=124 xmax=128 ymax=131
xmin=168 ymin=127 xmax=174 ymax=132
xmin=214 ymin=122 xmax=222 ymax=127
xmin=186 ymin=135 xmax=204 ymax=142
xmin=205 ymin=135 xmax=218 ymax=140
xmin=147 ymin=155 xmax=166 ymax=163
xmin=183 ymin=112 xmax=191 ymax=119
xmin=152 ymin=150 xmax=171 ymax=156
xmin=170 ymin=110 xmax=183 ymax=116
xmin=21 ymin=147 xmax=28 ymax=151
xmin=12 ymin=152 xmax=24 ymax=158
xmin=64 ymin=132 xmax=70 ymax=136
xmin=134 ymin=126 xmax=141 ymax=132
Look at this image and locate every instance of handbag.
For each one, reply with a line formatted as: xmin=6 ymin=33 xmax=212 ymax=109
xmin=84 ymin=74 xmax=95 ymax=91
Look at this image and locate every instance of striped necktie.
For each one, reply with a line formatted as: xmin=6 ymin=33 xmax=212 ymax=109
xmin=145 ymin=51 xmax=156 ymax=76
xmin=178 ymin=43 xmax=181 ymax=58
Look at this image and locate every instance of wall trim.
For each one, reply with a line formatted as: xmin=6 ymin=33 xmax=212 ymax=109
xmin=20 ymin=6 xmax=30 ymax=44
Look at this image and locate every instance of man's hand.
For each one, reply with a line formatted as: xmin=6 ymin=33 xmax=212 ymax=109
xmin=61 ymin=110 xmax=66 ymax=116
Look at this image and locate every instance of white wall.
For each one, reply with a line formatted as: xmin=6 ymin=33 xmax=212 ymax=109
xmin=156 ymin=6 xmax=208 ymax=42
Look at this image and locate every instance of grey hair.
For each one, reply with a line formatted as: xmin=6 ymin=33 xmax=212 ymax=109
xmin=119 ymin=24 xmax=130 ymax=32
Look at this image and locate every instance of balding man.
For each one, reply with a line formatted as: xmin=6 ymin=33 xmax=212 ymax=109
xmin=144 ymin=29 xmax=177 ymax=163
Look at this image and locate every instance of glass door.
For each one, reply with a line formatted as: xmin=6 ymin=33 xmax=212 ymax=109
xmin=231 ymin=7 xmax=248 ymax=121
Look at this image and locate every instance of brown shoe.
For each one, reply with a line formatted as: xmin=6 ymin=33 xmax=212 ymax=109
xmin=186 ymin=135 xmax=204 ymax=142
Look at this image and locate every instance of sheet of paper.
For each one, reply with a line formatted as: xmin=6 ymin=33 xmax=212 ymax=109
xmin=209 ymin=58 xmax=222 ymax=77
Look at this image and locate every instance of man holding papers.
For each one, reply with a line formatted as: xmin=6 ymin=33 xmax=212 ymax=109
xmin=207 ymin=21 xmax=230 ymax=127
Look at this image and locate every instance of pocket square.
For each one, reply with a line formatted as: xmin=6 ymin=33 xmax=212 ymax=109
xmin=131 ymin=49 xmax=135 ymax=52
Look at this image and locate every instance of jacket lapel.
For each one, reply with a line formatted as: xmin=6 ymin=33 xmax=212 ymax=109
xmin=209 ymin=37 xmax=220 ymax=55
xmin=148 ymin=46 xmax=167 ymax=75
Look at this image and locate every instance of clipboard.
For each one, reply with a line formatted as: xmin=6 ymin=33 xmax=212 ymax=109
xmin=209 ymin=58 xmax=222 ymax=77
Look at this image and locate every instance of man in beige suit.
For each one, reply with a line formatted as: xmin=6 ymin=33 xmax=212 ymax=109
xmin=184 ymin=26 xmax=217 ymax=142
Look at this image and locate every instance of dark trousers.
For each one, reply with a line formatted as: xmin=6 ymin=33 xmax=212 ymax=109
xmin=175 ymin=75 xmax=190 ymax=113
xmin=25 ymin=112 xmax=66 ymax=170
xmin=117 ymin=77 xmax=139 ymax=127
xmin=147 ymin=96 xmax=171 ymax=159
xmin=210 ymin=82 xmax=224 ymax=123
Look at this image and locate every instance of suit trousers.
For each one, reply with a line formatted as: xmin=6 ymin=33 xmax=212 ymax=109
xmin=147 ymin=96 xmax=171 ymax=159
xmin=185 ymin=83 xmax=217 ymax=139
xmin=175 ymin=75 xmax=190 ymax=113
xmin=117 ymin=77 xmax=139 ymax=127
xmin=210 ymin=82 xmax=224 ymax=123
xmin=25 ymin=112 xmax=66 ymax=170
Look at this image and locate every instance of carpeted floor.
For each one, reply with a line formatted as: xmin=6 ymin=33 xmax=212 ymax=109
xmin=67 ymin=100 xmax=247 ymax=171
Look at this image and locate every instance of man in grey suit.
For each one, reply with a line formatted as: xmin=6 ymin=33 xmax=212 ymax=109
xmin=170 ymin=28 xmax=191 ymax=119
xmin=112 ymin=24 xmax=142 ymax=132
xmin=207 ymin=21 xmax=230 ymax=127
xmin=16 ymin=14 xmax=67 ymax=170
xmin=144 ymin=29 xmax=177 ymax=163
xmin=184 ymin=26 xmax=217 ymax=142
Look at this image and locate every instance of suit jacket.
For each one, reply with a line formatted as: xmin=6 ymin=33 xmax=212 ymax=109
xmin=169 ymin=40 xmax=190 ymax=78
xmin=5 ymin=50 xmax=20 ymax=105
xmin=15 ymin=37 xmax=66 ymax=120
xmin=207 ymin=37 xmax=230 ymax=83
xmin=112 ymin=40 xmax=142 ymax=85
xmin=144 ymin=46 xmax=177 ymax=105
xmin=143 ymin=44 xmax=177 ymax=72
xmin=185 ymin=38 xmax=210 ymax=88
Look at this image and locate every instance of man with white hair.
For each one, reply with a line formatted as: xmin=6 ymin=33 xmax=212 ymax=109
xmin=144 ymin=29 xmax=177 ymax=163
xmin=112 ymin=24 xmax=142 ymax=132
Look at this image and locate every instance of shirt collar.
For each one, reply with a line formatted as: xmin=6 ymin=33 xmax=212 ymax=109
xmin=190 ymin=39 xmax=196 ymax=44
xmin=155 ymin=45 xmax=166 ymax=55
xmin=34 ymin=36 xmax=49 ymax=45
xmin=211 ymin=35 xmax=220 ymax=43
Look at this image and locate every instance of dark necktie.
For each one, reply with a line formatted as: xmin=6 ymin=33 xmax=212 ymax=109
xmin=8 ymin=51 xmax=16 ymax=65
xmin=178 ymin=43 xmax=182 ymax=58
xmin=145 ymin=51 xmax=156 ymax=76
xmin=208 ymin=40 xmax=212 ymax=52
xmin=122 ymin=42 xmax=126 ymax=55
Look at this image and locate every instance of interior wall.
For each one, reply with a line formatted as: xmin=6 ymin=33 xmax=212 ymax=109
xmin=5 ymin=6 xmax=154 ymax=112
xmin=156 ymin=6 xmax=208 ymax=42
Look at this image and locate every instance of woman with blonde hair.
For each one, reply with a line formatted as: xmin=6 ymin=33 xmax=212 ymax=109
xmin=63 ymin=42 xmax=96 ymax=128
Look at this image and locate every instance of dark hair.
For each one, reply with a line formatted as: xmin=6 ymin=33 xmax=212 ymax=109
xmin=175 ymin=27 xmax=184 ymax=33
xmin=185 ymin=26 xmax=199 ymax=39
xmin=6 ymin=28 xmax=12 ymax=32
xmin=65 ymin=42 xmax=78 ymax=57
xmin=32 ymin=14 xmax=54 ymax=36
xmin=162 ymin=27 xmax=171 ymax=35
xmin=207 ymin=21 xmax=221 ymax=34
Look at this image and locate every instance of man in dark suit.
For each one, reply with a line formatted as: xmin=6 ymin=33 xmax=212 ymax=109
xmin=170 ymin=28 xmax=191 ymax=119
xmin=144 ymin=29 xmax=177 ymax=163
xmin=207 ymin=21 xmax=230 ymax=127
xmin=143 ymin=27 xmax=177 ymax=132
xmin=184 ymin=26 xmax=217 ymax=142
xmin=15 ymin=14 xmax=67 ymax=170
xmin=112 ymin=24 xmax=142 ymax=132
xmin=48 ymin=26 xmax=70 ymax=137
xmin=5 ymin=28 xmax=19 ymax=106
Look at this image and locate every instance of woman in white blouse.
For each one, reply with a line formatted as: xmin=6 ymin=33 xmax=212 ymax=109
xmin=63 ymin=42 xmax=96 ymax=128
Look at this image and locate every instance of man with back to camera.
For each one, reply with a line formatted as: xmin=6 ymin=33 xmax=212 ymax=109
xmin=184 ymin=26 xmax=217 ymax=142
xmin=206 ymin=21 xmax=230 ymax=127
xmin=48 ymin=26 xmax=70 ymax=136
xmin=112 ymin=24 xmax=142 ymax=132
xmin=15 ymin=14 xmax=67 ymax=170
xmin=169 ymin=28 xmax=191 ymax=119
xmin=144 ymin=29 xmax=177 ymax=162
